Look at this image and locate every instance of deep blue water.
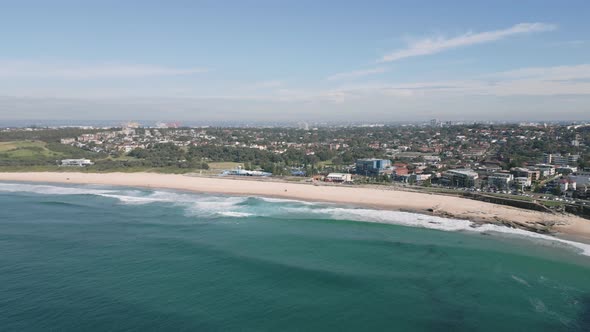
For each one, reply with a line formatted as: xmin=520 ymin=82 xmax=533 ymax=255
xmin=1 ymin=182 xmax=590 ymax=331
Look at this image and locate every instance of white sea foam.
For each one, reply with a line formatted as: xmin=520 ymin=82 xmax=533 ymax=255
xmin=472 ymin=223 xmax=590 ymax=256
xmin=145 ymin=191 xmax=198 ymax=203
xmin=511 ymin=275 xmax=531 ymax=287
xmin=193 ymin=196 xmax=247 ymax=210
xmin=98 ymin=194 xmax=164 ymax=205
xmin=218 ymin=211 xmax=254 ymax=218
xmin=0 ymin=183 xmax=113 ymax=196
xmin=101 ymin=191 xmax=197 ymax=205
xmin=279 ymin=206 xmax=473 ymax=230
xmin=3 ymin=182 xmax=590 ymax=256
xmin=179 ymin=196 xmax=250 ymax=218
xmin=103 ymin=190 xmax=251 ymax=217
xmin=258 ymin=197 xmax=316 ymax=205
xmin=277 ymin=205 xmax=590 ymax=256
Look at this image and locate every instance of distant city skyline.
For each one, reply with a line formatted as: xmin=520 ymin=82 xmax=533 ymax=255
xmin=1 ymin=0 xmax=590 ymax=122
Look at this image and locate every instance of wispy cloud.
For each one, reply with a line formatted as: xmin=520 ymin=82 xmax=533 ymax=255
xmin=379 ymin=23 xmax=556 ymax=63
xmin=326 ymin=67 xmax=388 ymax=81
xmin=0 ymin=60 xmax=208 ymax=79
xmin=3 ymin=62 xmax=589 ymax=102
xmin=486 ymin=64 xmax=590 ymax=81
xmin=283 ymin=64 xmax=590 ymax=102
xmin=249 ymin=80 xmax=283 ymax=89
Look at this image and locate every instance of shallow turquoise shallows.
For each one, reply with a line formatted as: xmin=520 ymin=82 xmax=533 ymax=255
xmin=1 ymin=182 xmax=589 ymax=331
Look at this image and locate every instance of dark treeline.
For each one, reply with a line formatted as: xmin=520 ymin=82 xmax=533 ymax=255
xmin=0 ymin=128 xmax=112 ymax=142
xmin=126 ymin=143 xmax=388 ymax=175
xmin=129 ymin=143 xmax=186 ymax=164
xmin=186 ymin=145 xmax=385 ymax=165
xmin=45 ymin=143 xmax=105 ymax=159
xmin=128 ymin=143 xmax=208 ymax=169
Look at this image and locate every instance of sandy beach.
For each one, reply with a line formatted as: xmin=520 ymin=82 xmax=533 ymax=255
xmin=1 ymin=171 xmax=589 ymax=241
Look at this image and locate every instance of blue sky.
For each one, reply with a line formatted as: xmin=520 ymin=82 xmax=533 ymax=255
xmin=1 ymin=0 xmax=589 ymax=123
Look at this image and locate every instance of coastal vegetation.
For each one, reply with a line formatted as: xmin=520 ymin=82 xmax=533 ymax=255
xmin=0 ymin=141 xmax=99 ymax=167
xmin=0 ymin=123 xmax=588 ymax=180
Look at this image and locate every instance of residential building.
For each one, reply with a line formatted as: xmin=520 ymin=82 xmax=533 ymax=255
xmin=542 ymin=153 xmax=553 ymax=164
xmin=441 ymin=169 xmax=479 ymax=188
xmin=567 ymin=154 xmax=580 ymax=165
xmin=423 ymin=155 xmax=441 ymax=163
xmin=410 ymin=173 xmax=432 ymax=184
xmin=394 ymin=166 xmax=409 ymax=176
xmin=558 ymin=178 xmax=576 ymax=192
xmin=355 ymin=158 xmax=392 ymax=176
xmin=556 ymin=166 xmax=577 ymax=174
xmin=543 ymin=153 xmax=580 ymax=166
xmin=222 ymin=167 xmax=271 ymax=177
xmin=394 ymin=174 xmax=411 ymax=183
xmin=476 ymin=165 xmax=502 ymax=174
xmin=60 ymin=159 xmax=93 ymax=167
xmin=60 ymin=138 xmax=76 ymax=144
xmin=533 ymin=164 xmax=555 ymax=177
xmin=325 ymin=173 xmax=352 ymax=183
xmin=510 ymin=167 xmax=539 ymax=182
xmin=514 ymin=177 xmax=532 ymax=188
xmin=488 ymin=172 xmax=513 ymax=190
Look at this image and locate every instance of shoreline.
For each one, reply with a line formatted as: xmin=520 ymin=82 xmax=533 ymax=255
xmin=1 ymin=171 xmax=590 ymax=243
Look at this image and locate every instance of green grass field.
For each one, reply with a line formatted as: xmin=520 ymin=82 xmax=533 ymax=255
xmin=207 ymin=162 xmax=242 ymax=170
xmin=0 ymin=165 xmax=201 ymax=174
xmin=539 ymin=200 xmax=565 ymax=207
xmin=0 ymin=141 xmax=45 ymax=151
xmin=201 ymin=162 xmax=242 ymax=175
xmin=0 ymin=141 xmax=63 ymax=158
xmin=0 ymin=140 xmax=214 ymax=173
xmin=0 ymin=141 xmax=64 ymax=163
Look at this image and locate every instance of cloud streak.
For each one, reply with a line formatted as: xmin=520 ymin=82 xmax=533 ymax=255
xmin=326 ymin=67 xmax=388 ymax=81
xmin=0 ymin=60 xmax=208 ymax=79
xmin=272 ymin=64 xmax=590 ymax=102
xmin=485 ymin=64 xmax=590 ymax=81
xmin=379 ymin=22 xmax=556 ymax=63
xmin=2 ymin=62 xmax=589 ymax=102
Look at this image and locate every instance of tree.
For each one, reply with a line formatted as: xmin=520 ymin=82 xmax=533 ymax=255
xmin=551 ymin=185 xmax=562 ymax=196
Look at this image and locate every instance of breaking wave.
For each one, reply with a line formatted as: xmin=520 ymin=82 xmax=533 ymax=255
xmin=2 ymin=182 xmax=590 ymax=256
xmin=218 ymin=211 xmax=255 ymax=218
xmin=0 ymin=182 xmax=114 ymax=196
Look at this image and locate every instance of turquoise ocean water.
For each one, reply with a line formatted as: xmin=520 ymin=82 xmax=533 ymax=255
xmin=1 ymin=182 xmax=589 ymax=331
